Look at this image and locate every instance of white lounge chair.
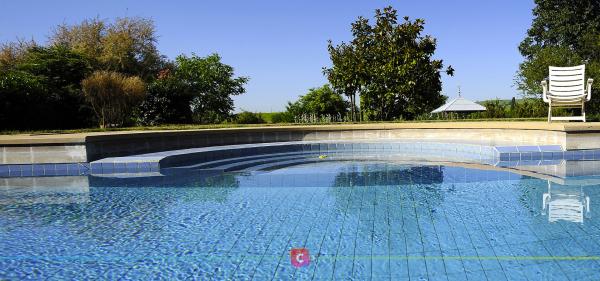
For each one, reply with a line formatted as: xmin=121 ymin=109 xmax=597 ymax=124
xmin=542 ymin=65 xmax=593 ymax=122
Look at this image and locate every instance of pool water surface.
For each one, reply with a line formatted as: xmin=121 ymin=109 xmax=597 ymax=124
xmin=1 ymin=161 xmax=600 ymax=280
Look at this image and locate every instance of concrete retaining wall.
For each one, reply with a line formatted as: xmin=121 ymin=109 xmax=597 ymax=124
xmin=3 ymin=122 xmax=599 ymax=165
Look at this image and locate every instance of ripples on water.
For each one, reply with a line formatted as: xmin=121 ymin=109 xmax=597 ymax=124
xmin=1 ymin=161 xmax=600 ymax=280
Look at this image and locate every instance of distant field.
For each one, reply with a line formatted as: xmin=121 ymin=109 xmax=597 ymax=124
xmin=258 ymin=112 xmax=279 ymax=123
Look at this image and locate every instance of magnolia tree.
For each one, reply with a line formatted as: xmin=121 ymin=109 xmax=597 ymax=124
xmin=82 ymin=71 xmax=146 ymax=128
xmin=324 ymin=6 xmax=454 ymax=121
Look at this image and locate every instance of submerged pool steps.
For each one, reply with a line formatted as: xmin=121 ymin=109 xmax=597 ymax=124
xmin=87 ymin=141 xmax=572 ymax=175
xmin=5 ymin=140 xmax=600 ymax=177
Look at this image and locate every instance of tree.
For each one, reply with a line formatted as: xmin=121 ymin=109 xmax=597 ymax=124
xmin=51 ymin=17 xmax=163 ymax=80
xmin=0 ymin=39 xmax=37 ymax=71
xmin=0 ymin=70 xmax=48 ymax=129
xmin=324 ymin=43 xmax=362 ymax=121
xmin=325 ymin=6 xmax=453 ymax=121
xmin=517 ymin=0 xmax=600 ymax=112
xmin=137 ymin=54 xmax=248 ymax=125
xmin=175 ymin=54 xmax=248 ymax=124
xmin=286 ymin=84 xmax=348 ymax=121
xmin=137 ymin=70 xmax=193 ymax=125
xmin=18 ymin=46 xmax=94 ymax=128
xmin=0 ymin=45 xmax=94 ymax=130
xmin=82 ymin=71 xmax=146 ymax=128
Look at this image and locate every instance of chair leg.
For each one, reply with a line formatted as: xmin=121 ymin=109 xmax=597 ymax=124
xmin=582 ymin=102 xmax=586 ymax=122
xmin=548 ymin=102 xmax=552 ymax=123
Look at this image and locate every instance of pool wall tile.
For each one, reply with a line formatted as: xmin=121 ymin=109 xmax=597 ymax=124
xmin=496 ymin=146 xmax=518 ymax=153
xmin=0 ymin=165 xmax=8 ymax=176
xmin=0 ymin=139 xmax=592 ymax=178
xmin=32 ymin=164 xmax=45 ymax=176
xmin=517 ymin=146 xmax=540 ymax=152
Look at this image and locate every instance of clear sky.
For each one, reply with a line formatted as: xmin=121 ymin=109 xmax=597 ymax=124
xmin=1 ymin=0 xmax=535 ymax=112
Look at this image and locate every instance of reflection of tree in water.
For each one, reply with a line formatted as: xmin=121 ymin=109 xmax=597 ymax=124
xmin=332 ymin=163 xmax=444 ymax=186
xmin=1 ymin=171 xmax=240 ymax=247
xmin=326 ymin=163 xmax=448 ymax=255
xmin=331 ymin=163 xmax=445 ymax=212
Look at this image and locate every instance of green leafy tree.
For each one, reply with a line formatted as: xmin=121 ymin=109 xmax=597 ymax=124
xmin=175 ymin=54 xmax=248 ymax=124
xmin=286 ymin=84 xmax=349 ymax=121
xmin=0 ymin=45 xmax=94 ymax=129
xmin=517 ymin=0 xmax=600 ymax=112
xmin=324 ymin=43 xmax=362 ymax=121
xmin=137 ymin=54 xmax=248 ymax=125
xmin=0 ymin=70 xmax=48 ymax=129
xmin=325 ymin=6 xmax=453 ymax=121
xmin=137 ymin=69 xmax=193 ymax=125
xmin=18 ymin=46 xmax=94 ymax=128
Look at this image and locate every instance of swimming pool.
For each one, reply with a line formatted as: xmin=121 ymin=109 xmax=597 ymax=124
xmin=1 ymin=159 xmax=600 ymax=280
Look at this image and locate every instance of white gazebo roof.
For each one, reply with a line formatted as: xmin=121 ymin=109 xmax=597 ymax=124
xmin=431 ymin=94 xmax=486 ymax=113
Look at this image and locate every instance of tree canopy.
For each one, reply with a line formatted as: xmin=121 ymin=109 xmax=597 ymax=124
xmin=1 ymin=16 xmax=249 ymax=130
xmin=286 ymin=84 xmax=348 ymax=121
xmin=517 ymin=0 xmax=600 ymax=112
xmin=137 ymin=54 xmax=249 ymax=125
xmin=324 ymin=6 xmax=453 ymax=121
xmin=0 ymin=46 xmax=95 ymax=129
xmin=51 ymin=17 xmax=163 ymax=80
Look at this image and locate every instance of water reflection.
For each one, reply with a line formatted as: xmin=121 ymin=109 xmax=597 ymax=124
xmin=0 ymin=176 xmax=90 ymax=205
xmin=542 ymin=180 xmax=591 ymax=223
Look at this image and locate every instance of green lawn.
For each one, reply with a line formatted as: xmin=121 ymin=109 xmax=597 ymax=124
xmin=0 ymin=117 xmax=550 ymax=135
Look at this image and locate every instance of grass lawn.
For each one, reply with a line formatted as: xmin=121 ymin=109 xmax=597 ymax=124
xmin=0 ymin=118 xmax=549 ymax=135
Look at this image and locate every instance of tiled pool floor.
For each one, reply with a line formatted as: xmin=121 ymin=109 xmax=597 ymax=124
xmin=1 ymin=161 xmax=600 ymax=280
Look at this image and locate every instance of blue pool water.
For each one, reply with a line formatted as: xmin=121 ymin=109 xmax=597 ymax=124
xmin=1 ymin=160 xmax=600 ymax=280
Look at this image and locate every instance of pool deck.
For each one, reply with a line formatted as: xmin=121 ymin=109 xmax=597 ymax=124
xmin=2 ymin=121 xmax=600 ymax=166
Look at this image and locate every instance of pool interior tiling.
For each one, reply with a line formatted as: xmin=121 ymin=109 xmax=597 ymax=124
xmin=2 ymin=160 xmax=600 ymax=280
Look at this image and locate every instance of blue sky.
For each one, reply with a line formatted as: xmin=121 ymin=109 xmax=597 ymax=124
xmin=1 ymin=0 xmax=535 ymax=112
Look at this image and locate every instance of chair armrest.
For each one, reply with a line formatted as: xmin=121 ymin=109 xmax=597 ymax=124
xmin=541 ymin=80 xmax=549 ymax=102
xmin=587 ymin=78 xmax=594 ymax=101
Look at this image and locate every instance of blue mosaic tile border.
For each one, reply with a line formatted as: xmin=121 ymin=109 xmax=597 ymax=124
xmin=0 ymin=163 xmax=92 ymax=177
xmin=494 ymin=145 xmax=600 ymax=161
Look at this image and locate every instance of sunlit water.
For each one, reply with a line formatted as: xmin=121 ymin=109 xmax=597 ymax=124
xmin=1 ymin=161 xmax=600 ymax=280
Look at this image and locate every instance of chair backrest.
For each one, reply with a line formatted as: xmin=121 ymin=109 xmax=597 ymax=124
xmin=549 ymin=65 xmax=585 ymax=96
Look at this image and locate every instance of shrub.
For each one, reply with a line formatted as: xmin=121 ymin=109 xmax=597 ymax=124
xmin=82 ymin=71 xmax=146 ymax=128
xmin=286 ymin=84 xmax=348 ymax=122
xmin=270 ymin=111 xmax=295 ymax=123
xmin=235 ymin=111 xmax=265 ymax=124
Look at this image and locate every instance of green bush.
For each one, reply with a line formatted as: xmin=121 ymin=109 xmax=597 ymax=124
xmin=235 ymin=111 xmax=265 ymax=124
xmin=270 ymin=111 xmax=294 ymax=123
xmin=286 ymin=84 xmax=348 ymax=122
